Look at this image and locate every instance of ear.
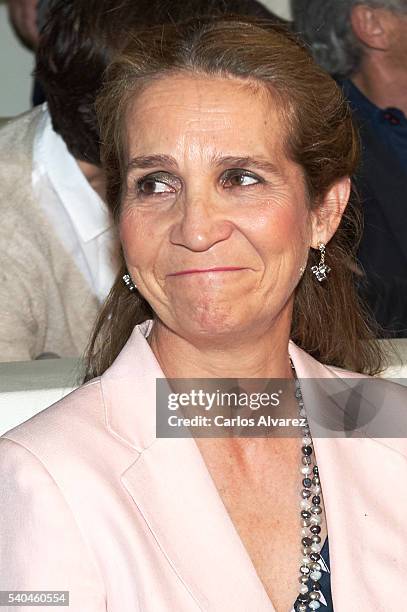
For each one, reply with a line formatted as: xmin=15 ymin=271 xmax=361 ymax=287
xmin=350 ymin=5 xmax=392 ymax=51
xmin=310 ymin=177 xmax=351 ymax=248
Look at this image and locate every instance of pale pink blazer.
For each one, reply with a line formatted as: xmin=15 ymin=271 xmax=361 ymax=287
xmin=1 ymin=321 xmax=407 ymax=612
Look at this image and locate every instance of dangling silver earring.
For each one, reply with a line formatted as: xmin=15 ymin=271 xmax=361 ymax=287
xmin=122 ymin=272 xmax=136 ymax=292
xmin=311 ymin=242 xmax=331 ymax=282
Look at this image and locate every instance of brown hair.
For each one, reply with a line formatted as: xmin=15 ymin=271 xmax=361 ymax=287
xmin=84 ymin=17 xmax=385 ymax=380
xmin=36 ymin=0 xmax=276 ymax=165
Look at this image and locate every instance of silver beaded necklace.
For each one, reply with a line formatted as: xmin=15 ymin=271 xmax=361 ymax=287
xmin=290 ymin=358 xmax=324 ymax=612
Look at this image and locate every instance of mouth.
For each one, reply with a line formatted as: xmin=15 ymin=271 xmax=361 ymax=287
xmin=167 ymin=267 xmax=247 ymax=277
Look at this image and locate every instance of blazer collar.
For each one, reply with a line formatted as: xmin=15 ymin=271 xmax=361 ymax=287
xmin=102 ymin=321 xmax=405 ymax=451
xmin=100 ymin=322 xmax=407 ymax=610
xmin=101 ymin=320 xmax=342 ymax=453
xmin=101 ymin=320 xmax=159 ymax=452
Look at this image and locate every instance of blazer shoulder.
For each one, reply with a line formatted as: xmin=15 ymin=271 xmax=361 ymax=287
xmin=0 ymin=379 xmax=106 ymax=458
xmin=325 ymin=362 xmax=407 ymax=407
xmin=324 ymin=363 xmax=369 ymax=379
xmin=326 ymin=362 xmax=407 ymax=392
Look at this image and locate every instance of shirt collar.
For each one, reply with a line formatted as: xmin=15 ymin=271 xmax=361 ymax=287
xmin=34 ymin=104 xmax=112 ymax=243
xmin=341 ymin=78 xmax=407 ymax=125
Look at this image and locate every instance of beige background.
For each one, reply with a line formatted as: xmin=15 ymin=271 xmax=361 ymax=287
xmin=0 ymin=0 xmax=292 ymax=118
xmin=263 ymin=0 xmax=291 ymax=19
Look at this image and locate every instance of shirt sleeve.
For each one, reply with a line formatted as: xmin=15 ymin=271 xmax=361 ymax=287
xmin=0 ymin=437 xmax=107 ymax=611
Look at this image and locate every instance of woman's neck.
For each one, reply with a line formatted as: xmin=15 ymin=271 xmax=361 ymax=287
xmin=148 ymin=317 xmax=293 ymax=380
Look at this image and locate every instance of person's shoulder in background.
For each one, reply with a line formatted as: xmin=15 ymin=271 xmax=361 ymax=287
xmin=0 ymin=105 xmax=44 ymax=181
xmin=0 ymin=104 xmax=100 ymax=362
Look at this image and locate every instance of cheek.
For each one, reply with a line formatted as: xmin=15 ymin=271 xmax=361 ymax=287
xmin=247 ymin=199 xmax=311 ymax=261
xmin=119 ymin=208 xmax=160 ymax=268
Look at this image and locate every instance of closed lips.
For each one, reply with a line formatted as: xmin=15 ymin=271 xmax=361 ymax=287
xmin=168 ymin=267 xmax=247 ymax=276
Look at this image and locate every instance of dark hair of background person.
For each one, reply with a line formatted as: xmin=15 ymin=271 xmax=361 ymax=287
xmin=290 ymin=0 xmax=407 ymax=76
xmin=34 ymin=0 xmax=281 ymax=166
xmin=83 ymin=17 xmax=386 ymax=381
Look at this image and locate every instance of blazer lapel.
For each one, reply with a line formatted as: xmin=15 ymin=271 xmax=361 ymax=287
xmin=121 ymin=437 xmax=275 ymax=611
xmin=102 ymin=324 xmax=275 ymax=611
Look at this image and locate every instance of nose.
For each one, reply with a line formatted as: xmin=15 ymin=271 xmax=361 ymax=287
xmin=169 ymin=191 xmax=234 ymax=252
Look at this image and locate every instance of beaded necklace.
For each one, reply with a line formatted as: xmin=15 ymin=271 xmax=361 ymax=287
xmin=291 ymin=358 xmax=324 ymax=612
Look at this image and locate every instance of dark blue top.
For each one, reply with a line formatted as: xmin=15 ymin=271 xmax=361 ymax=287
xmin=291 ymin=536 xmax=333 ymax=611
xmin=341 ymin=78 xmax=407 ymax=174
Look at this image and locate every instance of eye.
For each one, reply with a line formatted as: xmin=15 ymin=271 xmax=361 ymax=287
xmin=136 ymin=172 xmax=180 ymax=196
xmin=221 ymin=168 xmax=263 ymax=188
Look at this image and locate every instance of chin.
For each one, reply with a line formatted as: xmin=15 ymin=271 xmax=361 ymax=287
xmin=174 ymin=304 xmax=248 ymax=341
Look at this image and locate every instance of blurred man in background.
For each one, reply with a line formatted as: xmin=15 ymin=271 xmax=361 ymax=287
xmin=6 ymin=0 xmax=42 ymax=48
xmin=0 ymin=0 xmax=277 ymax=362
xmin=292 ymin=0 xmax=407 ymax=337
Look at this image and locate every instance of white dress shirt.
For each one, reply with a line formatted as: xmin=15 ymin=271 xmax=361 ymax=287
xmin=32 ymin=104 xmax=119 ymax=303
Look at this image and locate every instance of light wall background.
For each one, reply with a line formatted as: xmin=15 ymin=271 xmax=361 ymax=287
xmin=0 ymin=1 xmax=35 ymax=117
xmin=0 ymin=0 xmax=291 ymax=118
xmin=263 ymin=0 xmax=291 ymax=19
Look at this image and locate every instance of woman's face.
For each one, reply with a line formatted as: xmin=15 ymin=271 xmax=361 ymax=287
xmin=120 ymin=75 xmax=338 ymax=341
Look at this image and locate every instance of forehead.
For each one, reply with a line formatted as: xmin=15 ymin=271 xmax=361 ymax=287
xmin=124 ymin=74 xmax=288 ymax=161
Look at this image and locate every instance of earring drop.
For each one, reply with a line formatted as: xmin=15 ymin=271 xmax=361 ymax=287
xmin=311 ymin=243 xmax=331 ymax=282
xmin=123 ymin=272 xmax=136 ymax=292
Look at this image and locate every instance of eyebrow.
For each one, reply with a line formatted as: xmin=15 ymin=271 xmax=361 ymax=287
xmin=213 ymin=156 xmax=281 ymax=175
xmin=126 ymin=155 xmax=178 ymax=174
xmin=125 ymin=154 xmax=281 ymax=176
